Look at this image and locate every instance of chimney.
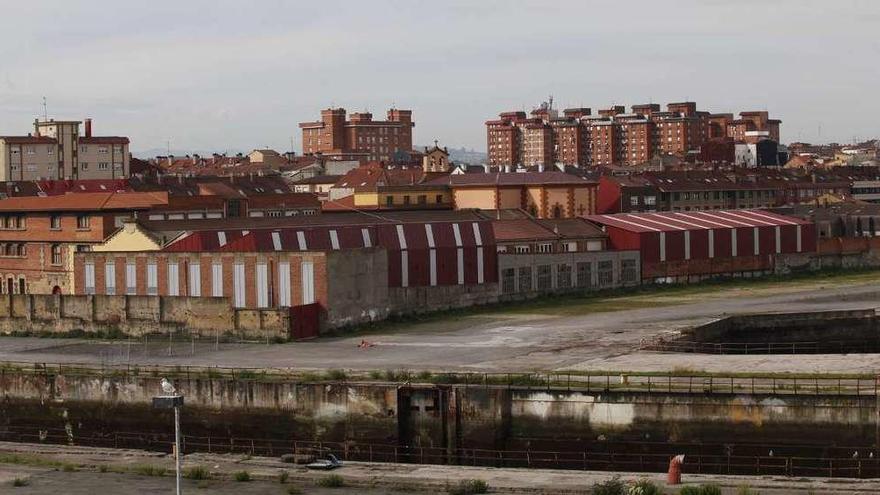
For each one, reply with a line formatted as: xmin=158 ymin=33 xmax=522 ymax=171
xmin=538 ymin=163 xmax=545 ymax=173
xmin=84 ymin=118 xmax=92 ymax=138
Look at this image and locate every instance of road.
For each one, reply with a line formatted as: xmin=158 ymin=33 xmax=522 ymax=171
xmin=1 ymin=279 xmax=879 ymax=374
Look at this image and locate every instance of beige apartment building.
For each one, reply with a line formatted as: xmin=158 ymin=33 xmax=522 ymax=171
xmin=0 ymin=118 xmax=129 ymax=181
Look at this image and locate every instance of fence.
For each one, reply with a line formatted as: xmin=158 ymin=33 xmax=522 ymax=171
xmin=2 ymin=425 xmax=878 ymax=479
xmin=1 ymin=360 xmax=877 ymax=397
xmin=642 ymin=339 xmax=880 ymax=355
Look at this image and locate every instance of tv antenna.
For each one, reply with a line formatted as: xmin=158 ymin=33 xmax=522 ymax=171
xmin=41 ymin=97 xmax=48 ymax=120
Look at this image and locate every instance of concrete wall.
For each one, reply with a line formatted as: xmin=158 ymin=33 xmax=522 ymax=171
xmin=0 ymin=370 xmax=874 ymax=454
xmin=0 ymin=293 xmax=288 ymax=340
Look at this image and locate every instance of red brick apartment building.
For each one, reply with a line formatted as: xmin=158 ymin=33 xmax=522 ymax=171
xmin=486 ymin=100 xmax=782 ymax=168
xmin=299 ymin=108 xmax=414 ymax=162
xmin=0 ymin=177 xmax=320 ymax=295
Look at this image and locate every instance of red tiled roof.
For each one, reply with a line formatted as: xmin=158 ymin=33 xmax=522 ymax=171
xmin=0 ymin=191 xmax=167 ymax=212
xmin=0 ymin=136 xmax=56 ymax=144
xmin=36 ymin=179 xmax=132 ymax=195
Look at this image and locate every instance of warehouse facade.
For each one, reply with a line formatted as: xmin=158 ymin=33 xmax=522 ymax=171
xmin=586 ymin=210 xmax=816 ymax=283
xmin=73 ymin=220 xmax=499 ymax=330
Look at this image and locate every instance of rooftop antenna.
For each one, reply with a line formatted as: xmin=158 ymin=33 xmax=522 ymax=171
xmin=167 ymin=139 xmax=171 ymax=156
xmin=41 ymin=97 xmax=48 ymax=121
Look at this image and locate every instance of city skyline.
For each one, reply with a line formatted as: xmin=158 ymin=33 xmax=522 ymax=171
xmin=0 ymin=0 xmax=877 ymax=154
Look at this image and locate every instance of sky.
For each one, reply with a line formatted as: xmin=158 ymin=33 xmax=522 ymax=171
xmin=0 ymin=0 xmax=877 ymax=155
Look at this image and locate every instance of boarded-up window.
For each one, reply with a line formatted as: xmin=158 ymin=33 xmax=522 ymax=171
xmin=125 ymin=262 xmax=136 ymax=295
xmin=576 ymin=262 xmax=592 ymax=288
xmin=256 ymin=262 xmax=268 ymax=308
xmin=84 ymin=262 xmax=95 ymax=295
xmin=146 ymin=262 xmax=158 ymax=295
xmin=167 ymin=262 xmax=179 ymax=296
xmin=557 ymin=264 xmax=572 ymax=289
xmin=598 ymin=260 xmax=613 ymax=287
xmin=233 ymin=262 xmax=245 ymax=307
xmin=518 ymin=266 xmax=532 ymax=293
xmin=536 ymin=265 xmax=552 ymax=290
xmin=104 ymin=262 xmax=115 ymax=295
xmin=501 ymin=268 xmax=516 ymax=294
xmin=301 ymin=261 xmax=315 ymax=305
xmin=621 ymin=259 xmax=637 ymax=283
xmin=278 ymin=261 xmax=290 ymax=307
xmin=211 ymin=263 xmax=222 ymax=297
xmin=189 ymin=263 xmax=201 ymax=297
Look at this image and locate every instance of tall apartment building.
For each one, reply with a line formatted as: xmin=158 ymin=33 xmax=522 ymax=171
xmin=486 ymin=101 xmax=781 ymax=168
xmin=0 ymin=118 xmax=129 ymax=181
xmin=299 ymin=108 xmax=414 ymax=163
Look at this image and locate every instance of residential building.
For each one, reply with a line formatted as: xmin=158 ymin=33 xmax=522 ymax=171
xmin=299 ymin=108 xmax=415 ymax=163
xmin=325 ymin=163 xmax=451 ymax=211
xmin=486 ymin=100 xmax=782 ymax=168
xmin=0 ymin=118 xmax=129 ymax=181
xmin=427 ymin=171 xmax=598 ymax=218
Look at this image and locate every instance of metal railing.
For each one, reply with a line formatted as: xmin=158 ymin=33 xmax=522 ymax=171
xmin=0 ymin=360 xmax=876 ymax=397
xmin=2 ymin=425 xmax=878 ymax=479
xmin=643 ymin=339 xmax=880 ymax=355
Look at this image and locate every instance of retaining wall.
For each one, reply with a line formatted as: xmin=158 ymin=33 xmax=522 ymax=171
xmin=0 ymin=294 xmax=288 ymax=341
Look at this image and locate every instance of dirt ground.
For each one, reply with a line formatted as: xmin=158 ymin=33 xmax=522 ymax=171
xmin=1 ymin=272 xmax=879 ymax=374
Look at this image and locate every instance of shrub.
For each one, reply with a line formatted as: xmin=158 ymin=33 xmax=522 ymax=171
xmin=278 ymin=470 xmax=289 ymax=483
xmin=326 ymin=369 xmax=347 ymax=381
xmin=12 ymin=477 xmax=28 ymax=487
xmin=737 ymin=487 xmax=760 ymax=495
xmin=60 ymin=462 xmax=77 ymax=472
xmin=448 ymin=479 xmax=489 ymax=495
xmin=287 ymin=487 xmax=304 ymax=495
xmin=184 ymin=465 xmax=210 ymax=480
xmin=233 ymin=470 xmax=252 ymax=482
xmin=628 ymin=479 xmax=662 ymax=495
xmin=679 ymin=485 xmax=722 ymax=495
xmin=592 ymin=476 xmax=626 ymax=495
xmin=132 ymin=464 xmax=166 ymax=476
xmin=316 ymin=474 xmax=345 ymax=488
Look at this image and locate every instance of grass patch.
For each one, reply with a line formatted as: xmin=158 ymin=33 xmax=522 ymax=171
xmin=325 ymin=369 xmax=348 ymax=381
xmin=278 ymin=470 xmax=289 ymax=483
xmin=11 ymin=477 xmax=28 ymax=487
xmin=233 ymin=470 xmax=252 ymax=482
xmin=315 ymin=474 xmax=345 ymax=488
xmin=447 ymin=479 xmax=489 ymax=495
xmin=132 ymin=464 xmax=166 ymax=477
xmin=679 ymin=484 xmax=722 ymax=495
xmin=184 ymin=465 xmax=210 ymax=480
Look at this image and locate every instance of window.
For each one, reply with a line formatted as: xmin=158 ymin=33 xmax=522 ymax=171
xmin=514 ymin=245 xmax=530 ymax=254
xmin=557 ymin=264 xmax=572 ymax=289
xmin=576 ymin=262 xmax=592 ymax=288
xmin=146 ymin=262 xmax=158 ymax=295
xmin=418 ymin=195 xmax=427 ymax=205
xmin=536 ymin=265 xmax=552 ymax=290
xmin=84 ymin=262 xmax=95 ymax=295
xmin=105 ymin=262 xmax=116 ymax=295
xmin=517 ymin=266 xmax=532 ymax=292
xmin=630 ymin=196 xmax=640 ymax=207
xmin=621 ymin=259 xmax=637 ymax=283
xmin=81 ymin=163 xmax=89 ymax=170
xmin=76 ymin=215 xmax=90 ymax=229
xmin=278 ymin=261 xmax=291 ymax=307
xmin=501 ymin=268 xmax=516 ymax=294
xmin=598 ymin=260 xmax=614 ymax=287
xmin=301 ymin=260 xmax=315 ymax=305
xmin=98 ymin=162 xmax=109 ymax=170
xmin=51 ymin=244 xmax=62 ymax=265
xmin=386 ymin=196 xmax=394 ymax=207
xmin=403 ymin=195 xmax=411 ymax=205
xmin=125 ymin=262 xmax=136 ymax=295
xmin=233 ymin=262 xmax=245 ymax=307
xmin=436 ymin=194 xmax=444 ymax=204
xmin=189 ymin=262 xmax=201 ymax=297
xmin=167 ymin=262 xmax=179 ymax=296
xmin=538 ymin=243 xmax=553 ymax=253
xmin=211 ymin=262 xmax=222 ymax=297
xmin=256 ymin=263 xmax=269 ymax=308
xmin=50 ymin=214 xmax=61 ymax=230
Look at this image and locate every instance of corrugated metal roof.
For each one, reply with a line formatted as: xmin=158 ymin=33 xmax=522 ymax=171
xmin=585 ymin=210 xmax=812 ymax=233
xmin=162 ymin=220 xmax=495 ymax=253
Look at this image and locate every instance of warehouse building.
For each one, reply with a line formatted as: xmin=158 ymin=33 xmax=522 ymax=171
xmin=73 ymin=218 xmax=498 ymax=332
xmin=585 ymin=210 xmax=816 ymax=283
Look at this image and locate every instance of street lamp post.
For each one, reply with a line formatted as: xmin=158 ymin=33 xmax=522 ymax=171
xmin=153 ymin=380 xmax=184 ymax=495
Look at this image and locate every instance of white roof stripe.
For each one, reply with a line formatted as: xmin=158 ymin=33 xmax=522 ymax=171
xmin=672 ymin=212 xmax=737 ymax=228
xmin=739 ymin=209 xmax=798 ymax=225
xmin=601 ymin=215 xmax=660 ymax=232
xmin=217 ymin=231 xmax=227 ymax=247
xmin=623 ymin=214 xmax=687 ymax=231
xmin=719 ymin=210 xmax=776 ymax=226
xmin=424 ymin=224 xmax=435 ymax=248
xmin=692 ymin=211 xmax=753 ymax=227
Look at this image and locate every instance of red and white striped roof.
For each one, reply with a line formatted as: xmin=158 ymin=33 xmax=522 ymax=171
xmin=585 ymin=210 xmax=811 ymax=233
xmin=162 ymin=221 xmax=495 ymax=253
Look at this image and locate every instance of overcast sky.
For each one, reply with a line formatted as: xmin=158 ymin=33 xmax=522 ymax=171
xmin=0 ymin=1 xmax=877 ymax=154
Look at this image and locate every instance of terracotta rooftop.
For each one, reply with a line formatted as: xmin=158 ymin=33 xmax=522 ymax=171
xmin=427 ymin=171 xmax=596 ymax=187
xmin=0 ymin=191 xmax=167 ymax=212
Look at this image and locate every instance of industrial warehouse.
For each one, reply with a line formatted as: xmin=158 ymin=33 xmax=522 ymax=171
xmin=59 ymin=206 xmax=857 ymax=333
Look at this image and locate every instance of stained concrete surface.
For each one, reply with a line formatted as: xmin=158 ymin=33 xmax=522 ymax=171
xmin=0 ymin=442 xmax=878 ymax=494
xmin=1 ymin=282 xmax=879 ymax=374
